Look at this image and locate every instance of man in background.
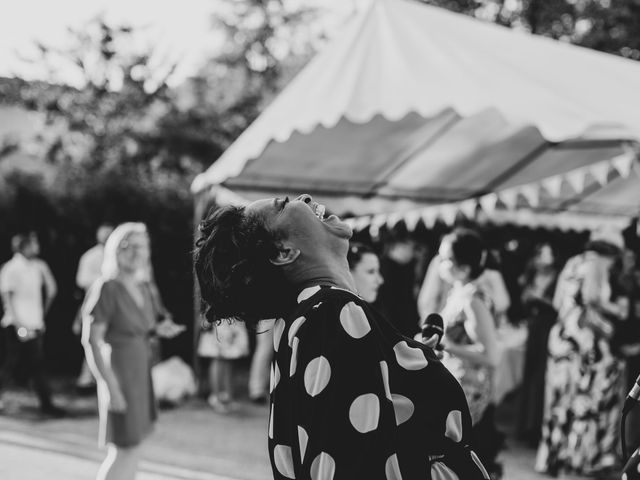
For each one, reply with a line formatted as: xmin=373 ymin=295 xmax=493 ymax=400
xmin=0 ymin=232 xmax=64 ymax=416
xmin=73 ymin=223 xmax=113 ymax=391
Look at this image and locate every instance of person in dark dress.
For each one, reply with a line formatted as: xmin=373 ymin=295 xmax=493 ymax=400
xmin=83 ymin=222 xmax=183 ymax=480
xmin=194 ymin=194 xmax=490 ymax=479
xmin=375 ymin=235 xmax=421 ymax=338
xmin=517 ymin=243 xmax=559 ymax=446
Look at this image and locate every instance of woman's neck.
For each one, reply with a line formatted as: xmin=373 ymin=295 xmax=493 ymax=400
xmin=285 ymin=256 xmax=356 ymax=293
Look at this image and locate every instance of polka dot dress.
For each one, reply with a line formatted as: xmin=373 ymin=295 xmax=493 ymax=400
xmin=268 ymin=286 xmax=490 ymax=479
xmin=622 ymin=446 xmax=640 ymax=480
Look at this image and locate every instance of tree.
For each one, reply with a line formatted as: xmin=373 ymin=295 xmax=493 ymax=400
xmin=420 ymin=0 xmax=640 ymax=60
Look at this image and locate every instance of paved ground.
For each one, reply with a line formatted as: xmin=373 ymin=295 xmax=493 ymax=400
xmin=0 ymin=383 xmax=594 ymax=480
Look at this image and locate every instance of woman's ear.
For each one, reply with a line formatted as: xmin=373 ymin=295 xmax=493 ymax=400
xmin=270 ymin=246 xmax=301 ymax=266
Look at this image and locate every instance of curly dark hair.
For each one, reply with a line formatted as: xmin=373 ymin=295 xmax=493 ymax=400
xmin=441 ymin=228 xmax=487 ymax=280
xmin=193 ymin=205 xmax=295 ymax=329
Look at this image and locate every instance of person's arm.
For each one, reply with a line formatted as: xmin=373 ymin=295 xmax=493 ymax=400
xmin=81 ymin=281 xmax=126 ymax=412
xmin=485 ymin=269 xmax=511 ymax=314
xmin=0 ymin=291 xmax=17 ymax=327
xmin=75 ymin=252 xmax=94 ymax=291
xmin=0 ymin=265 xmax=19 ymax=326
xmin=39 ymin=261 xmax=57 ymax=314
xmin=417 ymin=255 xmax=444 ymax=321
xmin=444 ymin=296 xmax=500 ymax=368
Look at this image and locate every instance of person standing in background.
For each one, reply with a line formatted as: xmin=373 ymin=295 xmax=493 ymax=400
xmin=82 ymin=222 xmax=183 ymax=480
xmin=347 ymin=242 xmax=384 ymax=304
xmin=536 ymin=228 xmax=626 ymax=477
xmin=0 ymin=232 xmax=65 ymax=416
xmin=375 ymin=234 xmax=421 ymax=337
xmin=74 ymin=224 xmax=114 ymax=391
xmin=517 ymin=243 xmax=559 ymax=446
xmin=418 ymin=248 xmax=511 ymax=327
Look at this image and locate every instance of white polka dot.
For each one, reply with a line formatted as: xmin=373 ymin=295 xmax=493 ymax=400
xmin=273 ymin=444 xmax=295 ymax=479
xmin=470 ymin=450 xmax=490 ymax=479
xmin=380 ymin=361 xmax=392 ymax=401
xmin=269 ymin=404 xmax=274 ymax=439
xmin=445 ymin=410 xmax=463 ymax=443
xmin=393 ymin=341 xmax=429 ymax=370
xmin=349 ymin=393 xmax=380 ymax=433
xmin=339 ymin=302 xmax=371 ymax=339
xmin=270 ymin=363 xmax=280 ymax=393
xmin=288 ymin=316 xmax=306 ymax=346
xmin=273 ymin=318 xmax=286 ymax=352
xmin=298 ymin=426 xmax=309 ymax=462
xmin=385 ymin=454 xmax=403 ymax=480
xmin=304 ymin=356 xmax=331 ymax=397
xmin=431 ymin=461 xmax=460 ymax=480
xmin=298 ymin=286 xmax=322 ymax=303
xmin=622 ymin=474 xmax=627 ymax=480
xmin=310 ymin=452 xmax=336 ymax=480
xmin=290 ymin=337 xmax=300 ymax=377
xmin=391 ymin=394 xmax=414 ymax=425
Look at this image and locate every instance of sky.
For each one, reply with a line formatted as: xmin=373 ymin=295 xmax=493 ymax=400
xmin=0 ymin=0 xmax=357 ymax=87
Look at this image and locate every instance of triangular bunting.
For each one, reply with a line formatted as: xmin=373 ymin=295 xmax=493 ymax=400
xmin=612 ymin=152 xmax=635 ymax=178
xmin=479 ymin=193 xmax=499 ymax=212
xmin=404 ymin=211 xmax=422 ymax=231
xmin=421 ymin=208 xmax=438 ymax=228
xmin=459 ymin=199 xmax=477 ymax=219
xmin=542 ymin=175 xmax=563 ymax=198
xmin=498 ymin=189 xmax=519 ymax=210
xmin=590 ymin=161 xmax=611 ymax=186
xmin=566 ymin=169 xmax=587 ymax=193
xmin=438 ymin=205 xmax=457 ymax=225
xmin=519 ymin=184 xmax=541 ymax=207
xmin=353 ymin=216 xmax=372 ymax=232
xmin=385 ymin=212 xmax=404 ymax=229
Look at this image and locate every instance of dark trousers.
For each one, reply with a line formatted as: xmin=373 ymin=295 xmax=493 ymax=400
xmin=0 ymin=326 xmax=53 ymax=408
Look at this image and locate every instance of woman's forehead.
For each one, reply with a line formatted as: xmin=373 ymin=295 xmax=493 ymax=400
xmin=246 ymin=198 xmax=277 ymax=216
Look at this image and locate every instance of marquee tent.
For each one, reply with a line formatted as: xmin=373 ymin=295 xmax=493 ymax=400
xmin=192 ymin=0 xmax=640 ymax=228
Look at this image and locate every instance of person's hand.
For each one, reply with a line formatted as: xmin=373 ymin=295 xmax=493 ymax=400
xmin=155 ymin=318 xmax=186 ymax=339
xmin=620 ymin=343 xmax=640 ymax=357
xmin=108 ymin=386 xmax=127 ymax=413
xmin=422 ymin=333 xmax=440 ymax=350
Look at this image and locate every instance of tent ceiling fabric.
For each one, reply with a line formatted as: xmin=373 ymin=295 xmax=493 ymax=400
xmin=222 ymin=107 xmax=632 ymax=215
xmin=192 ymin=0 xmax=640 ymax=225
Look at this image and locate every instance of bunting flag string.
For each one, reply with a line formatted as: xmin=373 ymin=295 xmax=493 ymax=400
xmin=346 ymin=150 xmax=638 ymax=236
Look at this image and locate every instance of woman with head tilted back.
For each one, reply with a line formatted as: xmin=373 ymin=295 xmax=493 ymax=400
xmin=82 ymin=223 xmax=184 ymax=480
xmin=194 ymin=194 xmax=489 ymax=479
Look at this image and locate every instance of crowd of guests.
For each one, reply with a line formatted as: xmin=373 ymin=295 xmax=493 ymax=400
xmin=344 ymin=223 xmax=640 ymax=479
xmin=1 ymin=207 xmax=639 ymax=479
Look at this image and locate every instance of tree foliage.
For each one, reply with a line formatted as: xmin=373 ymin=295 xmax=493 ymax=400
xmin=420 ymin=0 xmax=640 ymax=60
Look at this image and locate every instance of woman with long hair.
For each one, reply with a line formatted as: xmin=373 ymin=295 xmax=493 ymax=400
xmin=194 ymin=195 xmax=490 ymax=479
xmin=82 ymin=222 xmax=183 ymax=480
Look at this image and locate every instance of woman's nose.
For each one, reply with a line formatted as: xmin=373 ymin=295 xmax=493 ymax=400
xmin=297 ymin=194 xmax=312 ymax=204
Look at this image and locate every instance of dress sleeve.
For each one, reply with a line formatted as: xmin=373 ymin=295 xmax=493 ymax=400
xmin=82 ymin=279 xmax=115 ymax=326
xmin=286 ymin=298 xmax=399 ymax=478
